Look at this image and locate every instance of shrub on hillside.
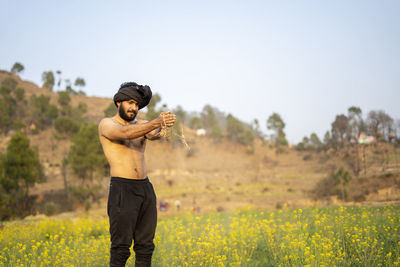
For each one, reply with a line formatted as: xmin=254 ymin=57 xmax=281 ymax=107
xmin=226 ymin=114 xmax=254 ymax=146
xmin=311 ymin=167 xmax=352 ymax=201
xmin=54 ymin=116 xmax=80 ymax=137
xmin=1 ymin=77 xmax=18 ymax=90
xmin=29 ymin=94 xmax=59 ymax=130
xmin=58 ymin=91 xmax=71 ymax=107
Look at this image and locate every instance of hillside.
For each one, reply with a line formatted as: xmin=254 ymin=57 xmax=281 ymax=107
xmin=0 ymin=71 xmax=399 ymax=219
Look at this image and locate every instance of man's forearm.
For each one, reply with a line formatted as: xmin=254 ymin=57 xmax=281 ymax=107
xmin=146 ymin=127 xmax=162 ymax=140
xmin=123 ymin=119 xmax=161 ymax=139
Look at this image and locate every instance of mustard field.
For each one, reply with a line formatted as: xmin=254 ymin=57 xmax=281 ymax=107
xmin=0 ymin=206 xmax=399 ymax=266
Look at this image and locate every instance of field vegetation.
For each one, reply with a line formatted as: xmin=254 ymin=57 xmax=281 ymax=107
xmin=1 ymin=206 xmax=399 ymax=266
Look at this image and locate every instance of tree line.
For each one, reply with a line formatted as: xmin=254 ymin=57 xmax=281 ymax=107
xmin=10 ymin=61 xmax=86 ymax=94
xmin=297 ymin=106 xmax=400 ymax=152
xmin=105 ymin=92 xmax=289 ymax=150
xmin=105 ymin=92 xmax=400 ymax=153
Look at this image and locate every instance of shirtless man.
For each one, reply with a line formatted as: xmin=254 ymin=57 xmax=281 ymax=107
xmin=98 ymin=82 xmax=176 ymax=267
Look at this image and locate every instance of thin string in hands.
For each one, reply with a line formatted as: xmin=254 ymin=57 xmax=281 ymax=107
xmin=159 ymin=114 xmax=171 ymax=138
xmin=159 ymin=114 xmax=190 ymax=150
xmin=175 ymin=125 xmax=190 ymax=151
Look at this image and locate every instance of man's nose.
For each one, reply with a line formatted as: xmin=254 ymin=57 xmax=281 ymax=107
xmin=129 ymin=102 xmax=137 ymax=109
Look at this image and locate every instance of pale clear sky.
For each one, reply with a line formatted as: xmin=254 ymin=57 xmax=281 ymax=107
xmin=1 ymin=0 xmax=399 ymax=143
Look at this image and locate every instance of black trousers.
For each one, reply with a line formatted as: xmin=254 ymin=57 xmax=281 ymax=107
xmin=108 ymin=177 xmax=157 ymax=267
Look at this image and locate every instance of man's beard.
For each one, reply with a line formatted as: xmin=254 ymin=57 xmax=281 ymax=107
xmin=119 ymin=105 xmax=137 ymax=122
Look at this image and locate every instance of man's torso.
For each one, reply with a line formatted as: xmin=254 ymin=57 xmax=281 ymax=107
xmin=99 ymin=118 xmax=148 ymax=179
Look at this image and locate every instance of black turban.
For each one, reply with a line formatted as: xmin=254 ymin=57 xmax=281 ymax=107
xmin=113 ymin=82 xmax=152 ymax=109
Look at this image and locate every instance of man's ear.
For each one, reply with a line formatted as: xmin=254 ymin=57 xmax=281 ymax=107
xmin=116 ymin=101 xmax=121 ymax=108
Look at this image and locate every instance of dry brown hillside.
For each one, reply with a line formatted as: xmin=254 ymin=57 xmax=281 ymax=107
xmin=1 ymin=71 xmax=399 ymax=219
xmin=0 ymin=70 xmax=112 ymax=123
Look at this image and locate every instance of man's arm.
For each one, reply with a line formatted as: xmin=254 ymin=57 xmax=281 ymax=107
xmin=99 ymin=112 xmax=176 ymax=141
xmin=146 ymin=128 xmax=162 ymax=140
xmin=136 ymin=120 xmax=162 ymax=140
xmin=144 ymin=111 xmax=177 ymax=140
xmin=99 ymin=118 xmax=160 ymax=141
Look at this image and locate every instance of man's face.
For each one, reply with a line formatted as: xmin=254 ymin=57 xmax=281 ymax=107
xmin=118 ymin=99 xmax=139 ymax=122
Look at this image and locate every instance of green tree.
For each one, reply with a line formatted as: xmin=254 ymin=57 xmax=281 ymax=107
xmin=348 ymin=106 xmax=364 ymax=142
xmin=64 ymin=79 xmax=77 ymax=95
xmin=41 ymin=71 xmax=55 ymax=91
xmin=226 ymin=114 xmax=253 ymax=145
xmin=226 ymin=114 xmax=243 ymax=140
xmin=0 ymin=86 xmax=26 ymax=133
xmin=60 ymin=101 xmax=87 ymax=122
xmin=366 ymin=110 xmax=393 ymax=140
xmin=174 ymin=106 xmax=187 ymax=125
xmin=210 ymin=122 xmax=223 ymax=139
xmin=56 ymin=70 xmax=62 ymax=90
xmin=29 ymin=94 xmax=58 ymax=130
xmin=201 ymin=105 xmax=218 ymax=131
xmin=71 ymin=102 xmax=87 ymax=121
xmin=1 ymin=77 xmax=18 ymax=90
xmin=0 ymin=152 xmax=11 ymax=218
xmin=252 ymin=119 xmax=264 ymax=140
xmin=74 ymin=77 xmax=86 ymax=87
xmin=11 ymin=62 xmax=24 ymax=74
xmin=104 ymin=102 xmax=117 ymax=117
xmin=331 ymin=114 xmax=349 ymax=148
xmin=54 ymin=116 xmax=80 ymax=137
xmin=13 ymin=119 xmax=25 ymax=131
xmin=68 ymin=123 xmax=107 ymax=181
xmin=14 ymin=87 xmax=25 ymax=100
xmin=323 ymin=131 xmax=332 ymax=150
xmin=297 ymin=136 xmax=310 ymax=151
xmin=74 ymin=77 xmax=86 ymax=95
xmin=58 ymin=91 xmax=71 ymax=107
xmin=189 ymin=116 xmax=202 ymax=129
xmin=296 ymin=141 xmax=305 ymax=151
xmin=46 ymin=105 xmax=59 ymax=120
xmin=0 ymin=86 xmax=11 ymax=95
xmin=0 ymin=86 xmax=17 ymax=133
xmin=310 ymin=133 xmax=322 ymax=150
xmin=333 ymin=167 xmax=352 ymax=201
xmin=58 ymin=91 xmax=71 ymax=116
xmin=243 ymin=129 xmax=255 ymax=146
xmin=0 ymin=132 xmax=44 ymax=219
xmin=267 ymin=113 xmax=288 ymax=150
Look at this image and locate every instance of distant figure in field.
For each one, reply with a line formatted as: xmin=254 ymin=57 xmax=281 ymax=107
xmin=175 ymin=200 xmax=181 ymax=211
xmin=98 ymin=82 xmax=176 ymax=267
xmin=159 ymin=200 xmax=169 ymax=212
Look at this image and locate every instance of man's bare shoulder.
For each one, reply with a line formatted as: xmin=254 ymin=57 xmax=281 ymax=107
xmin=99 ymin=117 xmax=113 ymax=127
xmin=98 ymin=117 xmax=117 ymax=134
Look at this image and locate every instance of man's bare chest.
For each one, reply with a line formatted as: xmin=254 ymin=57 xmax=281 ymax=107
xmin=113 ymin=137 xmax=146 ymax=151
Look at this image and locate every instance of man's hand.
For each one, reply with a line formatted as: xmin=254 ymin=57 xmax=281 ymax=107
xmin=158 ymin=111 xmax=176 ymax=127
